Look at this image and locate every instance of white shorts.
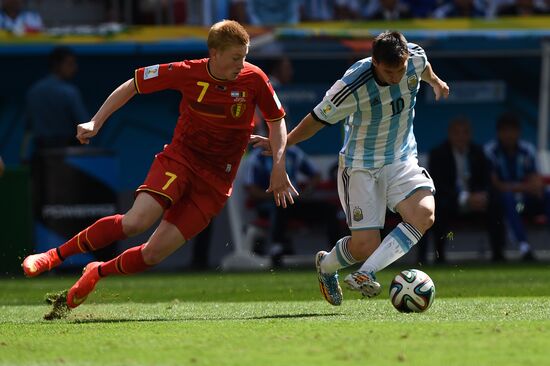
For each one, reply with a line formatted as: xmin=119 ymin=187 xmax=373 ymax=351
xmin=337 ymin=158 xmax=435 ymax=230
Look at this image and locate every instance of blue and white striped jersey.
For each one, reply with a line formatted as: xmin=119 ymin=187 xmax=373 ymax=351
xmin=484 ymin=140 xmax=538 ymax=183
xmin=312 ymin=43 xmax=427 ymax=169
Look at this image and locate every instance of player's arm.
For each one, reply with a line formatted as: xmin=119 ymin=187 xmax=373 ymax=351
xmin=421 ymin=62 xmax=449 ymax=101
xmin=76 ymin=79 xmax=137 ymax=144
xmin=287 ymin=113 xmax=325 ymax=146
xmin=266 ymin=118 xmax=299 ymax=208
xmin=250 ymin=113 xmax=324 ymax=154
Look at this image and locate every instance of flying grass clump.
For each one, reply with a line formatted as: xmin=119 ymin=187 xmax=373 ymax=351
xmin=43 ymin=290 xmax=70 ymax=320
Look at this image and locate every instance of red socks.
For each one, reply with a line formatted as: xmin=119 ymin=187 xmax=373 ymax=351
xmin=99 ymin=244 xmax=151 ymax=276
xmin=58 ymin=215 xmax=127 ymax=259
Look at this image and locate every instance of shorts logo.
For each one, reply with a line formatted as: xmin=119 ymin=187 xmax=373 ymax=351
xmin=407 ymin=74 xmax=418 ymax=91
xmin=353 ymin=206 xmax=363 ymax=222
xmin=231 ymin=103 xmax=246 ymax=118
xmin=144 ymin=64 xmax=159 ymax=80
xmin=319 ymin=100 xmax=336 ymax=119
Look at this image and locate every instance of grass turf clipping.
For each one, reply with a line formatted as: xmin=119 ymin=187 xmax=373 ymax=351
xmin=43 ymin=289 xmax=70 ymax=320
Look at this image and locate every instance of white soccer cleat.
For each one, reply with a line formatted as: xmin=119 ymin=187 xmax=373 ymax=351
xmin=344 ymin=271 xmax=381 ymax=298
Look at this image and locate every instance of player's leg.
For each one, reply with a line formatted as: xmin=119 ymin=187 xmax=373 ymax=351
xmin=66 ymin=173 xmax=225 ymax=308
xmin=22 ymin=192 xmax=164 ymax=277
xmin=23 ymin=153 xmax=183 ymax=277
xmin=346 ymin=160 xmax=435 ymax=297
xmin=316 ymin=167 xmax=385 ymax=305
xmin=66 ymin=219 xmax=186 ymax=308
xmin=345 ymin=190 xmax=434 ymax=298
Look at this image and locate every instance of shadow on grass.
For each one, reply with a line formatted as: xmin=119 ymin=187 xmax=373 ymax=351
xmin=249 ymin=313 xmax=341 ymax=320
xmin=69 ymin=312 xmax=342 ymax=324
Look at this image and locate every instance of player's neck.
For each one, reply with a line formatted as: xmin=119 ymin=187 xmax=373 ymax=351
xmin=207 ymin=60 xmax=228 ymax=81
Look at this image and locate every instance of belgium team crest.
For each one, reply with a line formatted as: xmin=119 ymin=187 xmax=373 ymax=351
xmin=231 ymin=103 xmax=246 ymax=118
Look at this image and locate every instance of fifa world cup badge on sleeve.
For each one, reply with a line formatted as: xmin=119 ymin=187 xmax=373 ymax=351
xmin=319 ymin=100 xmax=337 ymax=119
xmin=144 ymin=65 xmax=160 ymax=80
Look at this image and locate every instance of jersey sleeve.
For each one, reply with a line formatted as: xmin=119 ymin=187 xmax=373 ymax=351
xmin=134 ymin=62 xmax=188 ymax=94
xmin=312 ymin=59 xmax=368 ymax=125
xmin=408 ymin=43 xmax=428 ymax=75
xmin=312 ymin=79 xmax=359 ymax=125
xmin=254 ymin=69 xmax=285 ymax=122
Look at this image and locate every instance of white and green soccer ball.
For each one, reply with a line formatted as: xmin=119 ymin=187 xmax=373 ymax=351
xmin=389 ymin=269 xmax=435 ymax=313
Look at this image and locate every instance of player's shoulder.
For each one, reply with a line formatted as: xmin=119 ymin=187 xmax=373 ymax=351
xmin=242 ymin=61 xmax=269 ymax=79
xmin=408 ymin=43 xmax=426 ymax=58
xmin=342 ymin=57 xmax=373 ymax=81
xmin=180 ymin=58 xmax=208 ymax=69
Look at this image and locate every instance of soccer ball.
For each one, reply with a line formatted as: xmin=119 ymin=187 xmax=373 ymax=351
xmin=389 ymin=269 xmax=435 ymax=313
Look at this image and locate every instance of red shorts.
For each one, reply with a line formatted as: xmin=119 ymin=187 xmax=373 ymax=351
xmin=136 ymin=152 xmax=228 ymax=240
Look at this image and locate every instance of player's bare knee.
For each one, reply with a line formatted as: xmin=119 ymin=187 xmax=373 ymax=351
xmin=412 ymin=206 xmax=435 ymax=233
xmin=122 ymin=215 xmax=153 ymax=237
xmin=141 ymin=245 xmax=165 ymax=266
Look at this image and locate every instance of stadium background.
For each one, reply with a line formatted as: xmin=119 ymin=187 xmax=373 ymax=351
xmin=1 ymin=4 xmax=550 ymax=273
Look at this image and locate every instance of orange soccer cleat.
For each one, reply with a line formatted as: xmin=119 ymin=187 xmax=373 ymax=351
xmin=67 ymin=262 xmax=103 ymax=309
xmin=22 ymin=248 xmax=63 ymax=277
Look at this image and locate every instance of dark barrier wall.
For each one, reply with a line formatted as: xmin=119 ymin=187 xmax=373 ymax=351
xmin=0 ymin=167 xmax=33 ymax=275
xmin=32 ymin=147 xmax=119 ymax=269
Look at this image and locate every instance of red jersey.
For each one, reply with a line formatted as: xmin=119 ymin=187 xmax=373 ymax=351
xmin=134 ymin=59 xmax=285 ymax=195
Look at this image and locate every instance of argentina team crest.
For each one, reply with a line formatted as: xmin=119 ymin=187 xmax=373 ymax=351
xmin=407 ymin=74 xmax=418 ymax=91
xmin=231 ymin=103 xmax=246 ymax=118
xmin=353 ymin=206 xmax=363 ymax=222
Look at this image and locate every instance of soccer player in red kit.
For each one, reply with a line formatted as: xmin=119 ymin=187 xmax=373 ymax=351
xmin=21 ymin=20 xmax=298 ymax=308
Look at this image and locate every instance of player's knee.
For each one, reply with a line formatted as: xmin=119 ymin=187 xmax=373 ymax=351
xmin=416 ymin=206 xmax=435 ymax=232
xmin=141 ymin=245 xmax=165 ymax=265
xmin=412 ymin=206 xmax=435 ymax=234
xmin=122 ymin=214 xmax=153 ymax=237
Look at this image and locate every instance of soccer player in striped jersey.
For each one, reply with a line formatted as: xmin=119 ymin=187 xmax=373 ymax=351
xmin=253 ymin=31 xmax=449 ymax=305
xmin=22 ymin=20 xmax=298 ymax=308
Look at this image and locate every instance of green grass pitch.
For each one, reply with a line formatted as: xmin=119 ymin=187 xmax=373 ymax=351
xmin=1 ymin=263 xmax=549 ymax=366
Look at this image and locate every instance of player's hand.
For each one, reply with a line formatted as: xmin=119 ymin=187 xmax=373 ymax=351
xmin=432 ymin=79 xmax=450 ymax=101
xmin=249 ymin=135 xmax=273 ymax=156
xmin=267 ymin=166 xmax=299 ymax=208
xmin=76 ymin=121 xmax=100 ymax=145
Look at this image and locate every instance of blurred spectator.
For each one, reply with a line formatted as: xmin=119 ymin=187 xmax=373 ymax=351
xmin=299 ymin=0 xmax=359 ymax=21
xmin=0 ymin=0 xmax=43 ymax=35
xmin=253 ymin=56 xmax=294 ymax=136
xmin=300 ymin=0 xmax=338 ymax=21
xmin=24 ymin=46 xmax=88 ymax=153
xmin=368 ymin=0 xmax=413 ymax=20
xmin=402 ymin=0 xmax=441 ymax=17
xmin=497 ymin=0 xmax=549 ymax=16
xmin=244 ymin=146 xmax=341 ymax=264
xmin=418 ymin=116 xmax=506 ymax=263
xmin=0 ymin=155 xmax=4 ymax=177
xmin=266 ymin=56 xmax=294 ymax=88
xmin=229 ymin=0 xmax=249 ymax=23
xmin=247 ymin=0 xmax=301 ymax=25
xmin=484 ymin=112 xmax=550 ymax=261
xmin=433 ymin=0 xmax=487 ymax=18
